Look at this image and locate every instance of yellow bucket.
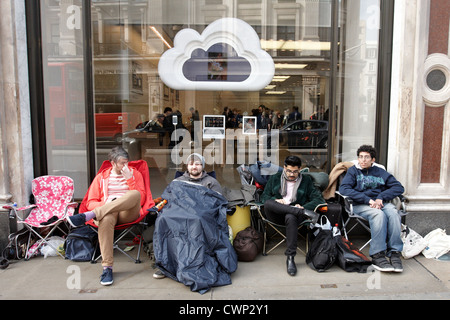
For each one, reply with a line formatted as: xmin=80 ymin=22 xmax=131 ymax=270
xmin=227 ymin=205 xmax=251 ymax=240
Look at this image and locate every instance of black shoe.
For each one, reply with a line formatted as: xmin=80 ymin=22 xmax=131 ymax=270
xmin=389 ymin=251 xmax=404 ymax=273
xmin=371 ymin=251 xmax=394 ymax=272
xmin=286 ymin=256 xmax=297 ymax=276
xmin=67 ymin=213 xmax=86 ymax=228
xmin=303 ymin=209 xmax=320 ymax=225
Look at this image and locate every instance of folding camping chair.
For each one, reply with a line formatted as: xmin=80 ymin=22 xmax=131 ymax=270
xmin=250 ymin=203 xmax=313 ymax=255
xmin=78 ymin=160 xmax=155 ymax=264
xmin=238 ymin=162 xmax=328 ymax=256
xmin=332 ymin=162 xmax=408 ymax=251
xmin=338 ymin=192 xmax=407 ymax=250
xmin=3 ymin=176 xmax=78 ymax=260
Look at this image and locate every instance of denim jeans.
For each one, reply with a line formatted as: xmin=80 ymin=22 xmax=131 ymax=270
xmin=352 ymin=202 xmax=403 ymax=256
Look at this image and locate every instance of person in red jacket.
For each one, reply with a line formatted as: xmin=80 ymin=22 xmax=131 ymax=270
xmin=67 ymin=146 xmax=145 ymax=285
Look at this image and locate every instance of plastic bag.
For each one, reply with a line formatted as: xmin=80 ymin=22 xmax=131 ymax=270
xmin=400 ymin=224 xmax=428 ymax=259
xmin=41 ymin=236 xmax=65 ymax=258
xmin=422 ymin=228 xmax=450 ymax=259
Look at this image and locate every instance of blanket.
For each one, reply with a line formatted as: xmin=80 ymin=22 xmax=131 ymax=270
xmin=153 ymin=180 xmax=238 ymax=293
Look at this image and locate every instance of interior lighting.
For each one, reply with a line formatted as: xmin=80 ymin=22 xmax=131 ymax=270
xmin=150 ymin=26 xmax=172 ymax=49
xmin=266 ymin=91 xmax=286 ymax=95
xmin=275 ymin=63 xmax=307 ymax=69
xmin=260 ymin=39 xmax=331 ymax=51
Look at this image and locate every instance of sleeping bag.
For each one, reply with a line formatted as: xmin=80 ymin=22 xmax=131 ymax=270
xmin=153 ymin=180 xmax=238 ymax=293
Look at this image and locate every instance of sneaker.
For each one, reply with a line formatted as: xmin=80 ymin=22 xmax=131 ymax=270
xmin=389 ymin=251 xmax=404 ymax=272
xmin=100 ymin=268 xmax=114 ymax=286
xmin=153 ymin=269 xmax=166 ymax=279
xmin=371 ymin=252 xmax=394 ymax=272
xmin=67 ymin=213 xmax=86 ymax=228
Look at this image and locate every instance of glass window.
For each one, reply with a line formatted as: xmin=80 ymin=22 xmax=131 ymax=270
xmin=37 ymin=0 xmax=385 ymax=196
xmin=40 ymin=0 xmax=88 ymax=198
xmin=336 ymin=0 xmax=382 ymax=161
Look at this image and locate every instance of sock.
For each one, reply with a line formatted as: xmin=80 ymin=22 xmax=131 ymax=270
xmin=84 ymin=211 xmax=96 ymax=221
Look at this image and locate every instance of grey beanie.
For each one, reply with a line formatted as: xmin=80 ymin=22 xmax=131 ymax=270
xmin=186 ymin=153 xmax=205 ymax=167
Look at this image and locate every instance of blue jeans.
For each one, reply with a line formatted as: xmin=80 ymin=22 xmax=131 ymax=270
xmin=352 ymin=203 xmax=403 ymax=256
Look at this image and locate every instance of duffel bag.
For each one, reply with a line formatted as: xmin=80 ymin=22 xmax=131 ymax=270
xmin=64 ymin=226 xmax=98 ymax=262
xmin=233 ymin=227 xmax=263 ymax=262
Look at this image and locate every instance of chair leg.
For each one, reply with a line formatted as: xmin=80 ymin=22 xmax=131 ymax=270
xmin=24 ymin=225 xmax=65 ymax=260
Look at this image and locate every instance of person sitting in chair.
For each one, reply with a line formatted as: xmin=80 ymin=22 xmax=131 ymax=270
xmin=339 ymin=144 xmax=405 ymax=272
xmin=175 ymin=153 xmax=222 ymax=194
xmin=153 ymin=153 xmax=222 ymax=280
xmin=260 ymin=155 xmax=324 ymax=276
xmin=67 ymin=146 xmax=146 ymax=286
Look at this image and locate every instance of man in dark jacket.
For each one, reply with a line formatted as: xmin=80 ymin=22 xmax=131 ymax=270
xmin=260 ymin=155 xmax=325 ymax=276
xmin=339 ymin=145 xmax=405 ymax=273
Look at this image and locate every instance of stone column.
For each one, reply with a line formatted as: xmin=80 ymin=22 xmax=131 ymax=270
xmin=0 ymin=0 xmax=34 ymax=247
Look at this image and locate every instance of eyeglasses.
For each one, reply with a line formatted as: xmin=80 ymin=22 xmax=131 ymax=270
xmin=285 ymin=169 xmax=300 ymax=175
xmin=358 ymin=155 xmax=372 ymax=160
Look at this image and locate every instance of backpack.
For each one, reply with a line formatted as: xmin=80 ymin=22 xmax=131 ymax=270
xmin=64 ymin=226 xmax=98 ymax=262
xmin=306 ymin=216 xmax=337 ymax=272
xmin=233 ymin=227 xmax=263 ymax=262
xmin=325 ymin=201 xmax=342 ymax=228
xmin=2 ymin=228 xmax=33 ymax=260
xmin=335 ymin=236 xmax=371 ymax=273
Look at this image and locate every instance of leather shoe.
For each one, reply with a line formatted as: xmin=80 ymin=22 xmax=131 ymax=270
xmin=303 ymin=209 xmax=320 ymax=224
xmin=286 ymin=255 xmax=297 ymax=276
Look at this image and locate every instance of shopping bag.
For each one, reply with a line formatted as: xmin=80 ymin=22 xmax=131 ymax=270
xmin=401 ymin=224 xmax=428 ymax=259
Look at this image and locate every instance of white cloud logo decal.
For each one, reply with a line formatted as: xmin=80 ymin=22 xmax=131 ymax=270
xmin=158 ymin=18 xmax=275 ymax=91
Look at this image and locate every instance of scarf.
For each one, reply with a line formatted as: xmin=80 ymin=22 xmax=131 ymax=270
xmin=280 ymin=170 xmax=302 ymax=203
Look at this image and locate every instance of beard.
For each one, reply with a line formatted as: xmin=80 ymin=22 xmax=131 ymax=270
xmin=188 ymin=168 xmax=202 ymax=178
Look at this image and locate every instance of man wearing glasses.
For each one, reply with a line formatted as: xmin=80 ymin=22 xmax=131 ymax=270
xmin=339 ymin=145 xmax=405 ymax=273
xmin=260 ymin=155 xmax=325 ymax=276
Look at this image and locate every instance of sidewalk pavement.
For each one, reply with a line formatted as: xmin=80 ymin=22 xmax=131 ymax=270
xmin=0 ymin=237 xmax=449 ymax=302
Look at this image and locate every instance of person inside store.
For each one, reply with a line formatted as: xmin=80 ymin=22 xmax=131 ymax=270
xmin=153 ymin=152 xmax=222 ymax=279
xmin=67 ymin=146 xmax=146 ymax=286
xmin=260 ymin=155 xmax=324 ymax=276
xmin=339 ymin=144 xmax=405 ymax=272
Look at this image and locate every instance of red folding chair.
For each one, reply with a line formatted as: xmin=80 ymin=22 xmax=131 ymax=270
xmin=78 ymin=160 xmax=155 ymax=263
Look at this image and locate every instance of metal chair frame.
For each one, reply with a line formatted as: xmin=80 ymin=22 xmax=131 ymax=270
xmin=250 ymin=203 xmax=312 ymax=256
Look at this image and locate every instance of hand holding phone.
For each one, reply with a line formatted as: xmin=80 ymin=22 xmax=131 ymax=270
xmin=121 ymin=164 xmax=133 ymax=180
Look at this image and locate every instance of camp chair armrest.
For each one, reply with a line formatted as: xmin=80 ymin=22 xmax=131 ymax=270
xmin=2 ymin=204 xmax=36 ymax=221
xmin=335 ymin=191 xmax=353 ymax=214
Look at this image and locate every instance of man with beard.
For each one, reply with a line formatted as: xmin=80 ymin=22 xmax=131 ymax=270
xmin=152 ymin=153 xmax=222 ymax=280
xmin=260 ymin=155 xmax=324 ymax=276
xmin=175 ymin=153 xmax=222 ymax=194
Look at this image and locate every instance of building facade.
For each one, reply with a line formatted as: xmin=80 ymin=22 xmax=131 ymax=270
xmin=0 ymin=0 xmax=449 ymax=246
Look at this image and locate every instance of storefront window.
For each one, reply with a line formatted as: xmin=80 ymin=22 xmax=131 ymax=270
xmin=336 ymin=0 xmax=382 ymax=160
xmin=40 ymin=0 xmax=88 ymax=198
xmin=37 ymin=0 xmax=385 ymax=196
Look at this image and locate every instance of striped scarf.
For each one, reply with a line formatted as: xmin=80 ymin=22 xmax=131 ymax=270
xmin=279 ymin=170 xmax=302 ymax=203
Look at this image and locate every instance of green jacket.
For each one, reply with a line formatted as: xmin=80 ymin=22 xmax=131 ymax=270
xmin=260 ymin=172 xmax=325 ymax=211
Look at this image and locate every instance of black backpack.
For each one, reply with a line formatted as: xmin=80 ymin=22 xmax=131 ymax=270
xmin=306 ymin=227 xmax=337 ymax=272
xmin=64 ymin=226 xmax=98 ymax=262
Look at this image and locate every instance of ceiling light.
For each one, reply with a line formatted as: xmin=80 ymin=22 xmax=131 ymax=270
xmin=271 ymin=76 xmax=290 ymax=82
xmin=150 ymin=26 xmax=172 ymax=49
xmin=266 ymin=91 xmax=286 ymax=95
xmin=275 ymin=63 xmax=307 ymax=69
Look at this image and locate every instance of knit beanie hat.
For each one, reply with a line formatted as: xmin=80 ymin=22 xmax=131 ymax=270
xmin=186 ymin=153 xmax=205 ymax=167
